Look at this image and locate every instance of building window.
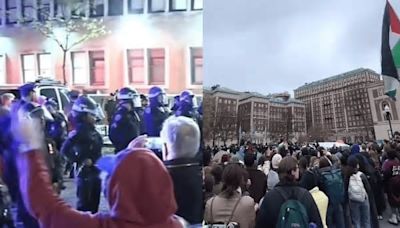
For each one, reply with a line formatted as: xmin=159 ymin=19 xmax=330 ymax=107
xmin=71 ymin=51 xmax=88 ymax=85
xmin=22 ymin=0 xmax=35 ymax=21
xmin=22 ymin=53 xmax=53 ymax=83
xmin=6 ymin=0 xmax=17 ymax=24
xmin=71 ymin=0 xmax=86 ymax=17
xmin=169 ymin=0 xmax=186 ymax=11
xmin=38 ymin=53 xmax=52 ymax=77
xmin=108 ymin=0 xmax=123 ymax=15
xmin=128 ymin=0 xmax=144 ymax=14
xmin=21 ymin=54 xmax=37 ymax=83
xmin=190 ymin=47 xmax=202 ymax=85
xmin=149 ymin=0 xmax=165 ymax=13
xmin=127 ymin=49 xmax=145 ymax=84
xmin=0 ymin=54 xmax=5 ymax=84
xmin=191 ymin=0 xmax=202 ymax=10
xmin=89 ymin=51 xmax=105 ymax=86
xmin=148 ymin=48 xmax=165 ymax=85
xmin=90 ymin=0 xmax=104 ymax=17
xmin=38 ymin=0 xmax=51 ymax=21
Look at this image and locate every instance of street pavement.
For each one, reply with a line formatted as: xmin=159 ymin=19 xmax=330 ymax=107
xmin=60 ymin=177 xmax=109 ymax=213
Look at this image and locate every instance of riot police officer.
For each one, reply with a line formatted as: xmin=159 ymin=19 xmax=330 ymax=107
xmin=44 ymin=99 xmax=68 ymax=151
xmin=175 ymin=90 xmax=200 ymax=122
xmin=144 ymin=86 xmax=171 ymax=137
xmin=109 ymin=87 xmax=142 ymax=153
xmin=61 ymin=95 xmax=103 ymax=213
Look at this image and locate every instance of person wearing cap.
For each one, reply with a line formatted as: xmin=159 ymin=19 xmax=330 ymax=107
xmin=144 ymin=86 xmax=171 ymax=137
xmin=61 ymin=95 xmax=103 ymax=213
xmin=109 ymin=87 xmax=142 ymax=153
xmin=10 ymin=111 xmax=187 ymax=228
xmin=104 ymin=91 xmax=117 ymax=124
xmin=45 ymin=99 xmax=68 ymax=151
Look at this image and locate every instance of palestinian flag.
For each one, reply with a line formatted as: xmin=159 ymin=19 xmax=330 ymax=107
xmin=382 ymin=0 xmax=400 ymax=99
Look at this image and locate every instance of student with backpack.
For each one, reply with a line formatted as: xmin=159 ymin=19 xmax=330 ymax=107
xmin=318 ymin=157 xmax=346 ymax=228
xmin=346 ymin=156 xmax=371 ymax=228
xmin=256 ymin=156 xmax=322 ymax=228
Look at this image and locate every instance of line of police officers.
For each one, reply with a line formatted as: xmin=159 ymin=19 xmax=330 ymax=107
xmin=0 ymin=82 xmax=202 ymax=227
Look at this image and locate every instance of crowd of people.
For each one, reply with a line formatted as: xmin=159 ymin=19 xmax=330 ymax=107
xmin=203 ymin=138 xmax=400 ymax=228
xmin=0 ymin=82 xmax=204 ymax=228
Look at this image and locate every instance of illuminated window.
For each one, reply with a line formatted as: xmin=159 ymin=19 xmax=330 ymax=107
xmin=0 ymin=54 xmax=5 ymax=84
xmin=71 ymin=0 xmax=86 ymax=17
xmin=21 ymin=54 xmax=37 ymax=83
xmin=90 ymin=0 xmax=104 ymax=17
xmin=38 ymin=53 xmax=52 ymax=77
xmin=71 ymin=51 xmax=88 ymax=85
xmin=148 ymin=48 xmax=165 ymax=85
xmin=6 ymin=0 xmax=17 ymax=24
xmin=190 ymin=47 xmax=202 ymax=85
xmin=170 ymin=0 xmax=186 ymax=11
xmin=149 ymin=0 xmax=165 ymax=13
xmin=89 ymin=51 xmax=105 ymax=85
xmin=128 ymin=0 xmax=144 ymax=14
xmin=108 ymin=0 xmax=123 ymax=15
xmin=127 ymin=49 xmax=145 ymax=84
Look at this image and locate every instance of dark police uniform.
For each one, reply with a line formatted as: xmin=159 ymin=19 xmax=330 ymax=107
xmin=143 ymin=106 xmax=170 ymax=137
xmin=61 ymin=122 xmax=103 ymax=213
xmin=109 ymin=106 xmax=141 ymax=153
xmin=46 ymin=112 xmax=68 ymax=151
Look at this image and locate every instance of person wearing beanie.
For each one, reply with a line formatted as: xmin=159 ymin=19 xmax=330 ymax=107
xmin=267 ymin=154 xmax=282 ymax=191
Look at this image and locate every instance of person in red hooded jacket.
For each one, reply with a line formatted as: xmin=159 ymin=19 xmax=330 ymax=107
xmin=10 ymin=109 xmax=186 ymax=228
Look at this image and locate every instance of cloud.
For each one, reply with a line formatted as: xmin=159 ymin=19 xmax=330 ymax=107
xmin=204 ymin=0 xmax=386 ymax=95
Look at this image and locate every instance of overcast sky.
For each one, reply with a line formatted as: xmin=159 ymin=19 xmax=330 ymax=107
xmin=203 ymin=0 xmax=386 ymax=95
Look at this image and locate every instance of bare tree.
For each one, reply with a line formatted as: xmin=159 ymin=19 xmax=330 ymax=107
xmin=202 ymin=91 xmax=217 ymax=146
xmin=19 ymin=0 xmax=108 ymax=85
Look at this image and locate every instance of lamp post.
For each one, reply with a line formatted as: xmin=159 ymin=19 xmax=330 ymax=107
xmin=384 ymin=105 xmax=394 ymax=139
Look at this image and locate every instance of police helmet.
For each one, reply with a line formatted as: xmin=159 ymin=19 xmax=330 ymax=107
xmin=148 ymin=86 xmax=168 ymax=106
xmin=72 ymin=95 xmax=104 ymax=121
xmin=180 ymin=90 xmax=198 ymax=107
xmin=117 ymin=87 xmax=141 ymax=108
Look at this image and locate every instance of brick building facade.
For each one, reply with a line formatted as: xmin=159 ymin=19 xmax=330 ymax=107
xmin=0 ymin=0 xmax=203 ymax=97
xmin=204 ymin=86 xmax=306 ymax=145
xmin=294 ymin=68 xmax=381 ymax=142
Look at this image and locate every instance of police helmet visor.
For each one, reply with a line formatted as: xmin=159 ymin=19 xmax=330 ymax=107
xmin=72 ymin=101 xmax=104 ymax=120
xmin=117 ymin=91 xmax=141 ymax=108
